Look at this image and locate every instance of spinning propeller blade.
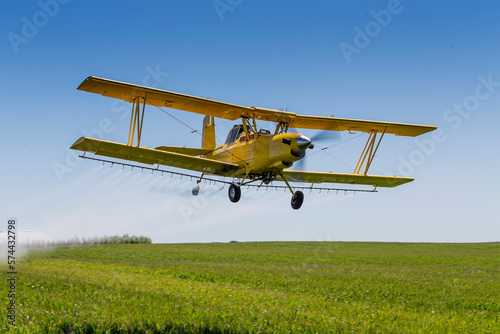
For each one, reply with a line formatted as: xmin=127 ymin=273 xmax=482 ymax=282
xmin=291 ymin=129 xmax=341 ymax=171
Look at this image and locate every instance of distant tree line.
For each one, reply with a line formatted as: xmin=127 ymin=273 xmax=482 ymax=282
xmin=22 ymin=234 xmax=152 ymax=248
xmin=80 ymin=234 xmax=152 ymax=245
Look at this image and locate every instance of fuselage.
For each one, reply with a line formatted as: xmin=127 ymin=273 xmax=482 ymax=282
xmin=208 ymin=125 xmax=311 ymax=178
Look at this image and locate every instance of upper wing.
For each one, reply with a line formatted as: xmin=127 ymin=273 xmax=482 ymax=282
xmin=279 ymin=170 xmax=413 ymax=188
xmin=70 ymin=137 xmax=241 ymax=176
xmin=78 ymin=76 xmax=436 ymax=137
xmin=286 ymin=115 xmax=436 ymax=137
xmin=78 ymin=76 xmax=260 ymax=121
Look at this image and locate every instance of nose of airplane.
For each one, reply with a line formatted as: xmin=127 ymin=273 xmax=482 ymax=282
xmin=296 ymin=135 xmax=312 ymax=149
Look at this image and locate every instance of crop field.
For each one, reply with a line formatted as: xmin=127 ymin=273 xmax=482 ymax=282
xmin=2 ymin=242 xmax=499 ymax=333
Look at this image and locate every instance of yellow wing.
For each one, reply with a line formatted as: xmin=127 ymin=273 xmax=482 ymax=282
xmin=71 ymin=137 xmax=241 ymax=176
xmin=78 ymin=76 xmax=436 ymax=137
xmin=286 ymin=116 xmax=435 ymax=137
xmin=279 ymin=170 xmax=413 ymax=188
xmin=155 ymin=146 xmax=212 ymax=156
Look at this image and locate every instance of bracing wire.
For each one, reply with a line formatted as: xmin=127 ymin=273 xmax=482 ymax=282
xmin=152 ymin=104 xmax=201 ymax=135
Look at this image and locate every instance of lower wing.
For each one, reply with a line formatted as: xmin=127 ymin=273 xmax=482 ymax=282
xmin=155 ymin=146 xmax=212 ymax=156
xmin=279 ymin=170 xmax=413 ymax=188
xmin=70 ymin=137 xmax=241 ymax=176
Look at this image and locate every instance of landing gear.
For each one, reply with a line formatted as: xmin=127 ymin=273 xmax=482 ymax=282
xmin=226 ymin=173 xmax=305 ymax=209
xmin=192 ymin=185 xmax=200 ymax=196
xmin=291 ymin=191 xmax=304 ymax=210
xmin=278 ymin=172 xmax=305 ymax=210
xmin=228 ymin=182 xmax=241 ymax=203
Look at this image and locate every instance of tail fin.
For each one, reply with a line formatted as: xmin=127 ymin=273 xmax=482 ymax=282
xmin=202 ymin=116 xmax=216 ymax=152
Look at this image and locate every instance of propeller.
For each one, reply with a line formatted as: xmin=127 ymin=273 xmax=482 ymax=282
xmin=309 ymin=130 xmax=340 ymax=143
xmin=292 ymin=129 xmax=341 ymax=171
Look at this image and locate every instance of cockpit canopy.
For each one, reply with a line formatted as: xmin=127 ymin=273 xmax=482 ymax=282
xmin=224 ymin=124 xmax=264 ymax=145
xmin=224 ymin=125 xmax=245 ymax=145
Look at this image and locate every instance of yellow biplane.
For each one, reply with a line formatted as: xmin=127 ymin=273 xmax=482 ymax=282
xmin=71 ymin=76 xmax=436 ymax=209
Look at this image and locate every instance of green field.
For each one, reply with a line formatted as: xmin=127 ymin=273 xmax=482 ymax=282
xmin=2 ymin=242 xmax=499 ymax=333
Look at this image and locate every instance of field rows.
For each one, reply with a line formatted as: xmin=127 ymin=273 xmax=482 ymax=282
xmin=2 ymin=242 xmax=499 ymax=333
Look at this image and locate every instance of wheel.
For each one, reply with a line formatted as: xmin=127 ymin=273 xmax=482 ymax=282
xmin=228 ymin=182 xmax=241 ymax=203
xmin=192 ymin=185 xmax=200 ymax=196
xmin=291 ymin=190 xmax=304 ymax=210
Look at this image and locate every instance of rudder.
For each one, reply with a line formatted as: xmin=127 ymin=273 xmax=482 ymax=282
xmin=202 ymin=116 xmax=216 ymax=152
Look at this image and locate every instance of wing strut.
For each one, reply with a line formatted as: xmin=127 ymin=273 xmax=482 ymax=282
xmin=353 ymin=128 xmax=386 ymax=175
xmin=274 ymin=122 xmax=289 ymax=135
xmin=128 ymin=94 xmax=147 ymax=147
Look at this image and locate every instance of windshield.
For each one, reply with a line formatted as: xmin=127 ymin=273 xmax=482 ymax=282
xmin=224 ymin=125 xmax=244 ymax=144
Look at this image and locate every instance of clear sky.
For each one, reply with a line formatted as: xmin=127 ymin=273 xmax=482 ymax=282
xmin=1 ymin=0 xmax=499 ymax=243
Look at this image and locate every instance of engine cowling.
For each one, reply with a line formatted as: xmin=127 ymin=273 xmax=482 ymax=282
xmin=268 ymin=133 xmax=311 ymax=168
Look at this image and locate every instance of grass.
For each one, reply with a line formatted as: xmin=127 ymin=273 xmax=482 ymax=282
xmin=1 ymin=242 xmax=499 ymax=333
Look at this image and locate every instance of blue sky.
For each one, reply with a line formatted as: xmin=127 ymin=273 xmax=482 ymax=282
xmin=1 ymin=0 xmax=499 ymax=243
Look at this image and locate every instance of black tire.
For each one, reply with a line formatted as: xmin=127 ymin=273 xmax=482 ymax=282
xmin=228 ymin=182 xmax=241 ymax=203
xmin=291 ymin=190 xmax=304 ymax=210
xmin=192 ymin=185 xmax=200 ymax=196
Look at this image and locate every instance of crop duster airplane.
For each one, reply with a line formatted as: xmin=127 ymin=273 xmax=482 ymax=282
xmin=71 ymin=76 xmax=436 ymax=210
